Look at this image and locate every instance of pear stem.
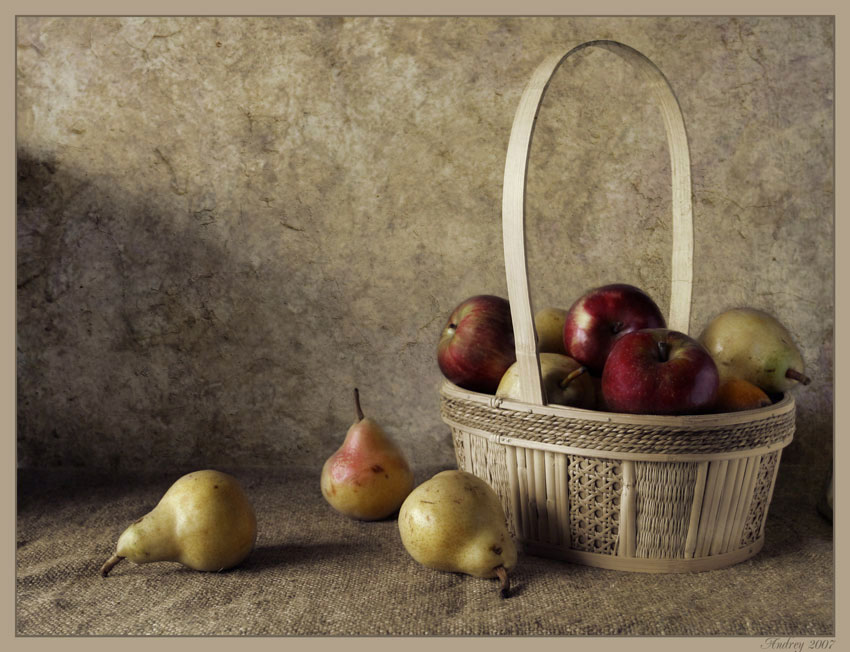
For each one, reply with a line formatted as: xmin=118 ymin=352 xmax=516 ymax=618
xmin=100 ymin=554 xmax=124 ymax=577
xmin=354 ymin=388 xmax=364 ymax=422
xmin=559 ymin=366 xmax=587 ymax=389
xmin=786 ymin=368 xmax=811 ymax=385
xmin=494 ymin=565 xmax=510 ymax=598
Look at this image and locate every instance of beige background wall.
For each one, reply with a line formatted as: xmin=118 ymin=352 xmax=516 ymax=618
xmin=16 ymin=17 xmax=833 ymax=493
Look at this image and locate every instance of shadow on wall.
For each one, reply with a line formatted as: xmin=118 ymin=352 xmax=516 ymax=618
xmin=16 ymin=151 xmax=359 ymax=474
xmin=15 ymin=150 xmax=830 ymax=500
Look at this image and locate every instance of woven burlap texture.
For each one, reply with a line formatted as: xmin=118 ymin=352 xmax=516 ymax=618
xmin=16 ymin=465 xmax=832 ymax=636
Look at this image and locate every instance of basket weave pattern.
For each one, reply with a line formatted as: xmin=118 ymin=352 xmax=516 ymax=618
xmin=446 ymin=383 xmax=792 ymax=570
xmin=634 ymin=461 xmax=696 ymax=558
xmin=569 ymin=456 xmax=621 ymax=554
xmin=742 ymin=451 xmax=780 ymax=546
xmin=442 ymin=396 xmax=795 ymax=456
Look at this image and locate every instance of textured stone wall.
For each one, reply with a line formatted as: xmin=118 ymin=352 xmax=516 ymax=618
xmin=17 ymin=17 xmax=833 ymax=486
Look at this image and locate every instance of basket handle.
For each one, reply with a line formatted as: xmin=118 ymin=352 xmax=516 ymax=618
xmin=502 ymin=40 xmax=694 ymax=406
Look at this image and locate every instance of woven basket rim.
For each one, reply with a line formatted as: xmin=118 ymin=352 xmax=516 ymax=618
xmin=440 ymin=378 xmax=795 ymax=428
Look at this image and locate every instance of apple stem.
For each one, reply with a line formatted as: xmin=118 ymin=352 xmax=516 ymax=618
xmin=786 ymin=368 xmax=811 ymax=385
xmin=611 ymin=321 xmax=624 ymax=334
xmin=657 ymin=341 xmax=671 ymax=363
xmin=559 ymin=366 xmax=587 ymax=389
xmin=494 ymin=565 xmax=510 ymax=598
xmin=100 ymin=554 xmax=124 ymax=577
xmin=354 ymin=388 xmax=364 ymax=422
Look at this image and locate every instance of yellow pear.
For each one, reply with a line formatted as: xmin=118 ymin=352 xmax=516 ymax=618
xmin=496 ymin=352 xmax=594 ymax=409
xmin=534 ymin=307 xmax=568 ymax=354
xmin=398 ymin=470 xmax=517 ymax=597
xmin=100 ymin=470 xmax=257 ymax=576
xmin=699 ymin=307 xmax=810 ymax=393
xmin=320 ymin=388 xmax=414 ymax=520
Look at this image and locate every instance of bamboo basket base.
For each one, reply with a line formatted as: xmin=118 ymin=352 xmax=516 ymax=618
xmin=443 ymin=379 xmax=792 ymax=573
xmin=520 ymin=537 xmax=765 ymax=573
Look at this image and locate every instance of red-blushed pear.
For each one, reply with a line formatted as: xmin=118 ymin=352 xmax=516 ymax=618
xmin=437 ymin=295 xmax=516 ymax=394
xmin=563 ymin=283 xmax=666 ymax=375
xmin=601 ymin=328 xmax=720 ymax=415
xmin=714 ymin=378 xmax=772 ymax=413
xmin=320 ymin=389 xmax=414 ymax=521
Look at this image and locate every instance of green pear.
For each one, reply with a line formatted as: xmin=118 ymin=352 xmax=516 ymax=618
xmin=496 ymin=352 xmax=594 ymax=409
xmin=100 ymin=470 xmax=257 ymax=577
xmin=398 ymin=470 xmax=517 ymax=597
xmin=699 ymin=307 xmax=811 ymax=393
xmin=320 ymin=388 xmax=414 ymax=520
xmin=534 ymin=307 xmax=568 ymax=354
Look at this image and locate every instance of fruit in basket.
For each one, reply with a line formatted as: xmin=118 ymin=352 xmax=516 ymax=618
xmin=437 ymin=295 xmax=516 ymax=394
xmin=398 ymin=470 xmax=517 ymax=598
xmin=698 ymin=307 xmax=810 ymax=393
xmin=714 ymin=378 xmax=772 ymax=412
xmin=496 ymin=352 xmax=595 ymax=409
xmin=601 ymin=328 xmax=719 ymax=415
xmin=589 ymin=374 xmax=606 ymax=410
xmin=321 ymin=388 xmax=414 ymax=520
xmin=100 ymin=470 xmax=257 ymax=577
xmin=534 ymin=307 xmax=568 ymax=354
xmin=563 ymin=283 xmax=666 ymax=374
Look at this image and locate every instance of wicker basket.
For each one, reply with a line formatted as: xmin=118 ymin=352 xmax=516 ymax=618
xmin=441 ymin=40 xmax=795 ymax=573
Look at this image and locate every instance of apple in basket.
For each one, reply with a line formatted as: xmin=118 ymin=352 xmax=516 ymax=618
xmin=601 ymin=328 xmax=720 ymax=415
xmin=437 ymin=295 xmax=516 ymax=394
xmin=563 ymin=283 xmax=666 ymax=375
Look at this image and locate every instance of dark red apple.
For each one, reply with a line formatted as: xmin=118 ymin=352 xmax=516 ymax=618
xmin=563 ymin=283 xmax=666 ymax=374
xmin=437 ymin=295 xmax=516 ymax=394
xmin=601 ymin=328 xmax=719 ymax=415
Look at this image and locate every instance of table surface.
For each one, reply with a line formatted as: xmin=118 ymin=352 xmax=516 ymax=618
xmin=16 ymin=464 xmax=834 ymax=637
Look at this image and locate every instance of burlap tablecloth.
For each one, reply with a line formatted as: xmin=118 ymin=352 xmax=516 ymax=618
xmin=16 ymin=464 xmax=833 ymax=637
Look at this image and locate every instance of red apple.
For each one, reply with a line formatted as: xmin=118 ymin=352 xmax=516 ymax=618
xmin=437 ymin=295 xmax=516 ymax=394
xmin=563 ymin=283 xmax=666 ymax=374
xmin=601 ymin=328 xmax=719 ymax=415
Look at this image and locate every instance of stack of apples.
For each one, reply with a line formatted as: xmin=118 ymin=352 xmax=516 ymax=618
xmin=437 ymin=284 xmax=810 ymax=416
